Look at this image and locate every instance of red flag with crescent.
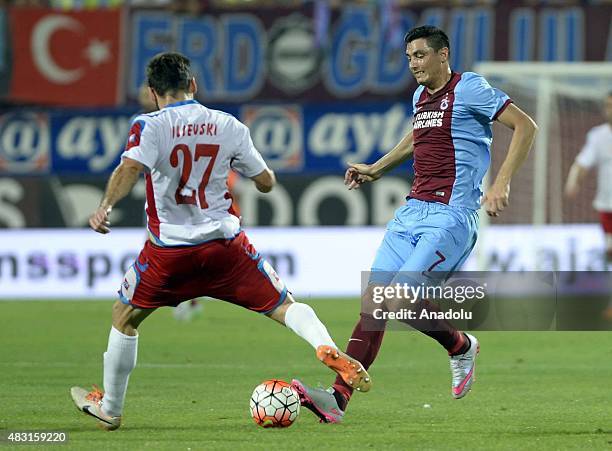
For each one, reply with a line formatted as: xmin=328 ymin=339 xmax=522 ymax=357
xmin=9 ymin=8 xmax=124 ymax=106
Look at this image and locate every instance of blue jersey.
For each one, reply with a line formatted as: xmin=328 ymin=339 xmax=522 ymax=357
xmin=411 ymin=72 xmax=512 ymax=210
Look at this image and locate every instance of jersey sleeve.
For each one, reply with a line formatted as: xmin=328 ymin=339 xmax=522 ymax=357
xmin=575 ymin=128 xmax=600 ymax=169
xmin=461 ymin=72 xmax=513 ymax=121
xmin=230 ymin=119 xmax=268 ymax=177
xmin=412 ymin=85 xmax=424 ymax=113
xmin=121 ymin=115 xmax=159 ymax=170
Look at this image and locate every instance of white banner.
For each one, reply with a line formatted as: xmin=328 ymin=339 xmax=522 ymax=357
xmin=0 ymin=225 xmax=606 ymax=299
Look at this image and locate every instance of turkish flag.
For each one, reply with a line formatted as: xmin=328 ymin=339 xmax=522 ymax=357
xmin=9 ymin=8 xmax=124 ymax=106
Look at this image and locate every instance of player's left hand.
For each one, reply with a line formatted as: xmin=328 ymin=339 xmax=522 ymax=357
xmin=89 ymin=206 xmax=112 ymax=234
xmin=482 ymin=183 xmax=509 ymax=217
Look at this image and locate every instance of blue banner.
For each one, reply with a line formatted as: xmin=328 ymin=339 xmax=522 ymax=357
xmin=243 ymin=102 xmax=414 ymax=174
xmin=0 ymin=8 xmax=10 ymax=97
xmin=126 ymin=4 xmax=610 ymax=104
xmin=50 ymin=108 xmax=138 ymax=174
xmin=0 ymin=102 xmax=415 ymax=175
xmin=0 ymin=111 xmax=51 ymax=174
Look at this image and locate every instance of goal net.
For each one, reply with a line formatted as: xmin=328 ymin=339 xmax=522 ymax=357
xmin=474 ymin=62 xmax=612 ymax=225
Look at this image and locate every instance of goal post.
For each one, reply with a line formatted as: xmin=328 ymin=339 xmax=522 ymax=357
xmin=474 ymin=62 xmax=612 ymax=225
xmin=467 ymin=62 xmax=612 ymax=270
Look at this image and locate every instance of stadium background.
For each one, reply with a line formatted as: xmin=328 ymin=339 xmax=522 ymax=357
xmin=1 ymin=2 xmax=612 ymax=449
xmin=0 ymin=0 xmax=610 ymax=299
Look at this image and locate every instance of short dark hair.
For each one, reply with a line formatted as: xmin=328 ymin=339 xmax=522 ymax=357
xmin=146 ymin=52 xmax=193 ymax=96
xmin=404 ymin=25 xmax=450 ymax=54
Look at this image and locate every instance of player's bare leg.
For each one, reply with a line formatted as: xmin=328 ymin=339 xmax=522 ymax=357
xmin=71 ymin=301 xmax=155 ymax=430
xmin=267 ymin=294 xmax=371 ymax=392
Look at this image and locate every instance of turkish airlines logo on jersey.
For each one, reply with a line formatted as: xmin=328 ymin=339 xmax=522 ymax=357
xmin=9 ymin=9 xmax=124 ymax=106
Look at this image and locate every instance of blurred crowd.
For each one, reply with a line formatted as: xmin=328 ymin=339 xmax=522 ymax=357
xmin=1 ymin=0 xmax=607 ymax=11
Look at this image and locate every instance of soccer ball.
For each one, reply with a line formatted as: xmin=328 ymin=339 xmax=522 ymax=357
xmin=249 ymin=379 xmax=300 ymax=428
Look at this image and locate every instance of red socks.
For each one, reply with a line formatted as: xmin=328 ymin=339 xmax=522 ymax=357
xmin=331 ymin=313 xmax=386 ymax=409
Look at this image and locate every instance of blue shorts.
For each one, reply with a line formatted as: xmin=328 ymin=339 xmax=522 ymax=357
xmin=370 ymin=198 xmax=479 ymax=286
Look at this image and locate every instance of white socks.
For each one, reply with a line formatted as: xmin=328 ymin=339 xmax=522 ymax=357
xmin=284 ymin=303 xmax=337 ymax=350
xmin=98 ymin=304 xmax=332 ymax=417
xmin=101 ymin=327 xmax=138 ymax=417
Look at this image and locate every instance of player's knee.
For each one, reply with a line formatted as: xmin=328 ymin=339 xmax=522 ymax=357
xmin=361 ymin=284 xmax=389 ymax=316
xmin=266 ymin=293 xmax=294 ymax=324
xmin=605 ymin=248 xmax=612 ymax=263
xmin=359 ymin=287 xmax=388 ymax=328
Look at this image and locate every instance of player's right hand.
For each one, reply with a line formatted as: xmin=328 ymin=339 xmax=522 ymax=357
xmin=89 ymin=206 xmax=112 ymax=234
xmin=344 ymin=163 xmax=380 ymax=190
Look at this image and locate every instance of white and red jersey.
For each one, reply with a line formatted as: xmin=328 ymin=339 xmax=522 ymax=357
xmin=575 ymin=123 xmax=612 ymax=212
xmin=122 ymin=99 xmax=268 ymax=246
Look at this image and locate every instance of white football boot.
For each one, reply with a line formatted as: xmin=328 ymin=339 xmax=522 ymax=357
xmin=70 ymin=385 xmax=121 ymax=431
xmin=450 ymin=333 xmax=480 ymax=399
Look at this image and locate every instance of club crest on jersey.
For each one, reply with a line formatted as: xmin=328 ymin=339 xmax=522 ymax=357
xmin=440 ymin=97 xmax=449 ymax=110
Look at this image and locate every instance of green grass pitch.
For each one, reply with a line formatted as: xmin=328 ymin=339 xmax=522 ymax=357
xmin=1 ymin=299 xmax=611 ymax=450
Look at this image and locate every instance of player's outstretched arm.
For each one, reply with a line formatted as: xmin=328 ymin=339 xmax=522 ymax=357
xmin=89 ymin=157 xmax=144 ymax=234
xmin=251 ymin=168 xmax=276 ymax=193
xmin=564 ymin=162 xmax=589 ymax=200
xmin=483 ymin=104 xmax=537 ymax=217
xmin=345 ymin=130 xmax=414 ymax=190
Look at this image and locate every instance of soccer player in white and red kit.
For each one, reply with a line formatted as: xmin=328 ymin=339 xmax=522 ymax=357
xmin=565 ymin=92 xmax=612 ymax=318
xmin=70 ymin=53 xmax=371 ymax=430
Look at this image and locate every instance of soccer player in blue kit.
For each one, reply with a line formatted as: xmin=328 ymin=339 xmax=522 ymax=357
xmin=292 ymin=26 xmax=538 ymax=423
